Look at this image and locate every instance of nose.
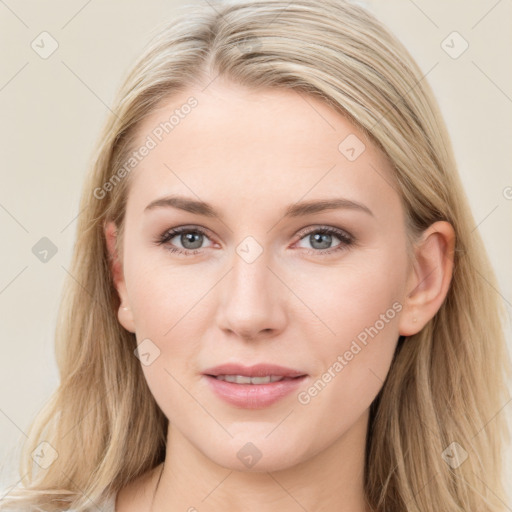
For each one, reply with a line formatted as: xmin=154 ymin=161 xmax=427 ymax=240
xmin=215 ymin=244 xmax=287 ymax=342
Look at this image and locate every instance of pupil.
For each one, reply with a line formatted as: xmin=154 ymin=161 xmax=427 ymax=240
xmin=311 ymin=233 xmax=331 ymax=250
xmin=182 ymin=232 xmax=203 ymax=250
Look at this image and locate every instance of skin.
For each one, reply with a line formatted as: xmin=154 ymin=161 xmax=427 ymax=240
xmin=105 ymin=76 xmax=455 ymax=512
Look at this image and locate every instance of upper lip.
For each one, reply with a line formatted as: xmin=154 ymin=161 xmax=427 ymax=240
xmin=203 ymin=363 xmax=307 ymax=378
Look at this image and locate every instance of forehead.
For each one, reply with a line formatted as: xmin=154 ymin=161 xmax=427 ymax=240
xmin=126 ymin=79 xmax=400 ymax=220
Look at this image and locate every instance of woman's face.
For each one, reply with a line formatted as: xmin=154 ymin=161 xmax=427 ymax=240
xmin=109 ymin=78 xmax=415 ymax=471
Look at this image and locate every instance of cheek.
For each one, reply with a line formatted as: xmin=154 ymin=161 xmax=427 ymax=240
xmin=129 ymin=269 xmax=204 ymax=419
xmin=125 ymin=251 xmax=201 ymax=336
xmin=302 ymin=247 xmax=406 ymax=393
xmin=139 ymin=359 xmax=197 ymax=430
xmin=306 ymin=246 xmax=405 ymax=342
xmin=125 ymin=260 xmax=206 ymax=390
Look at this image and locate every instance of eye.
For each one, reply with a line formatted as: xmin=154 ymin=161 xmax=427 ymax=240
xmin=155 ymin=226 xmax=214 ymax=255
xmin=294 ymin=226 xmax=354 ymax=255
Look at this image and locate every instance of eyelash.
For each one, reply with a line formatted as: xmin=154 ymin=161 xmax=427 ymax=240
xmin=154 ymin=225 xmax=354 ymax=257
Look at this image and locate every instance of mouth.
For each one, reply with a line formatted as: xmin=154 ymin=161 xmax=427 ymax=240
xmin=201 ymin=364 xmax=308 ymax=409
xmin=206 ymin=374 xmax=305 ymax=384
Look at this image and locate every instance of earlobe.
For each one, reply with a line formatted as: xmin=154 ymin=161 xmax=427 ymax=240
xmin=104 ymin=220 xmax=136 ymax=333
xmin=399 ymin=221 xmax=456 ymax=336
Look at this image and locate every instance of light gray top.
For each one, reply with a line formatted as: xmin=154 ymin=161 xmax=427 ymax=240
xmin=0 ymin=490 xmax=117 ymax=511
xmin=65 ymin=492 xmax=116 ymax=512
xmin=99 ymin=492 xmax=116 ymax=512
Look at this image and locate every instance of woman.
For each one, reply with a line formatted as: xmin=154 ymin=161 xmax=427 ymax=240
xmin=1 ymin=1 xmax=510 ymax=511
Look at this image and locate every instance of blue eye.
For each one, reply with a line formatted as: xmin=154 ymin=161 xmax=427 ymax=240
xmin=294 ymin=226 xmax=353 ymax=255
xmin=156 ymin=226 xmax=213 ymax=255
xmin=155 ymin=225 xmax=354 ymax=257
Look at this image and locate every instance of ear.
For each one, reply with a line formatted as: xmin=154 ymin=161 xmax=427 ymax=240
xmin=399 ymin=221 xmax=456 ymax=336
xmin=104 ymin=220 xmax=136 ymax=333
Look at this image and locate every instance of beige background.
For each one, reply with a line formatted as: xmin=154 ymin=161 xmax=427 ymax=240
xmin=1 ymin=0 xmax=511 ymax=501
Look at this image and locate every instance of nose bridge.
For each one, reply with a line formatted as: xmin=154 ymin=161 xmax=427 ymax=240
xmin=229 ymin=236 xmax=275 ymax=305
xmin=215 ymin=234 xmax=285 ymax=338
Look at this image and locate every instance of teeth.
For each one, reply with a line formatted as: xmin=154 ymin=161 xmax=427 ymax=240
xmin=215 ymin=375 xmax=286 ymax=384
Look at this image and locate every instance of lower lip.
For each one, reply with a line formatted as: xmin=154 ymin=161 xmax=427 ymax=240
xmin=203 ymin=375 xmax=307 ymax=409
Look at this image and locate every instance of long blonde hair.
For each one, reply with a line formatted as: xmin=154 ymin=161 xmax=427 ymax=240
xmin=2 ymin=1 xmax=510 ymax=510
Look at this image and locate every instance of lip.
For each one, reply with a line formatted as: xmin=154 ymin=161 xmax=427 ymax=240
xmin=202 ymin=363 xmax=307 ymax=378
xmin=202 ymin=363 xmax=308 ymax=409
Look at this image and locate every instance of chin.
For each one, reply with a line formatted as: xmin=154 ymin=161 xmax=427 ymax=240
xmin=201 ymin=434 xmax=309 ymax=473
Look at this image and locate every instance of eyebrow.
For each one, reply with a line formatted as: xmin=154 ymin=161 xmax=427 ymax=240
xmin=144 ymin=194 xmax=374 ymax=218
